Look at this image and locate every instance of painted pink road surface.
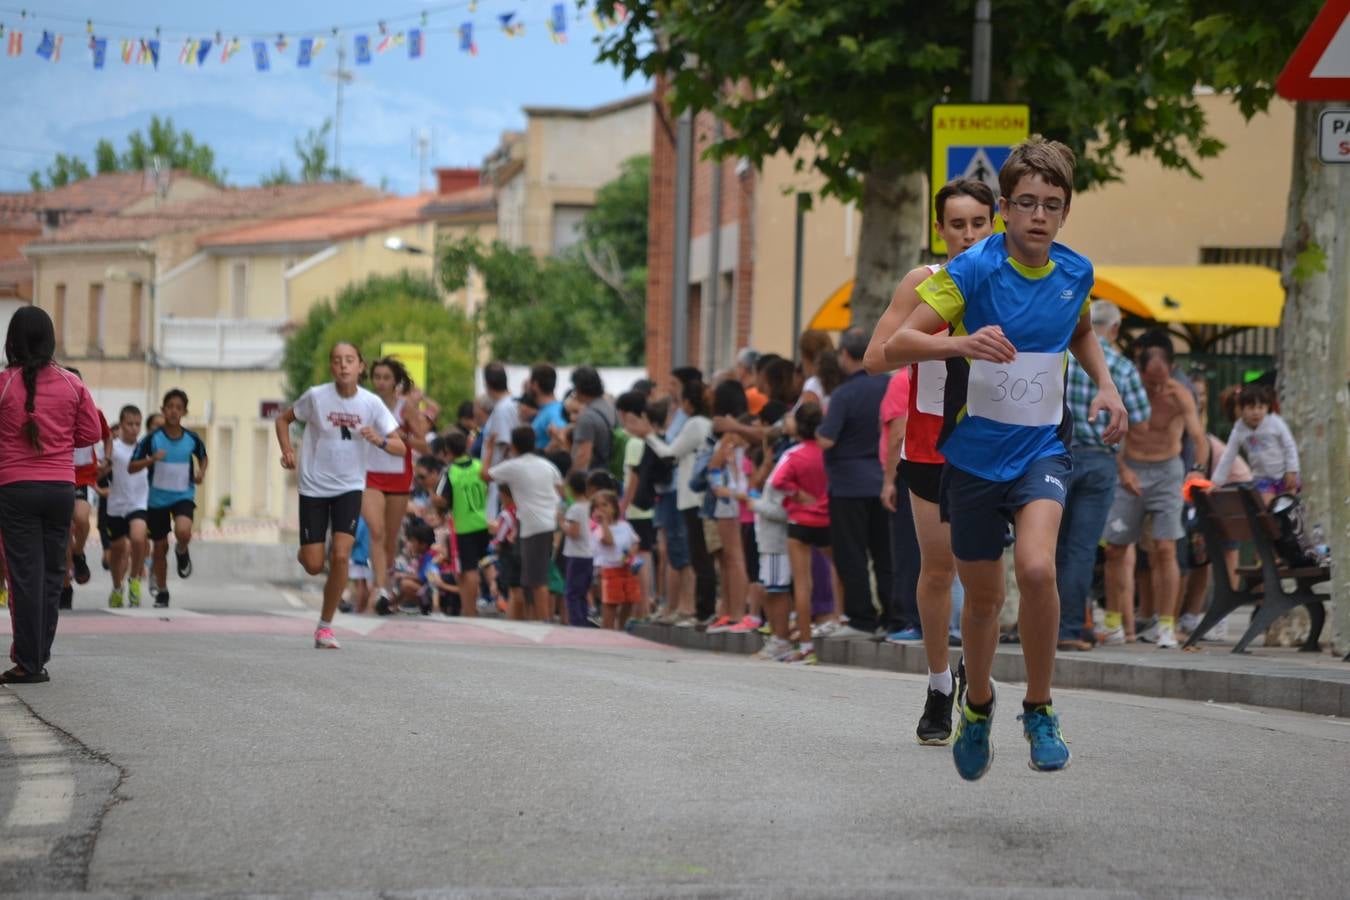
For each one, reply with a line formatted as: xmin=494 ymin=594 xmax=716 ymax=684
xmin=51 ymin=611 xmax=667 ymax=650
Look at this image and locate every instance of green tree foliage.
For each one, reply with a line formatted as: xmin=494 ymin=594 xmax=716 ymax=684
xmin=282 ymin=272 xmax=475 ymax=416
xmin=439 ymin=155 xmax=649 ymax=365
xmin=593 ymin=1 xmax=1313 ymax=325
xmin=29 ymin=115 xmax=225 ymax=189
xmin=260 ymin=119 xmax=356 ymax=186
xmin=28 ymin=153 xmax=90 ymax=191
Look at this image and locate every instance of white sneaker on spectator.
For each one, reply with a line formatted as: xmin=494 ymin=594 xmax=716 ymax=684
xmin=1178 ymin=613 xmax=1202 ymax=634
xmin=1138 ymin=621 xmax=1160 ymax=643
xmin=1156 ymin=623 xmax=1179 ymax=649
xmin=1099 ymin=625 xmax=1126 ymax=645
xmin=753 ymin=636 xmax=794 ymax=661
xmin=826 ymin=624 xmax=875 ymax=641
xmin=1200 ymin=616 xmax=1229 ymax=641
xmin=811 ymin=620 xmax=839 ymax=639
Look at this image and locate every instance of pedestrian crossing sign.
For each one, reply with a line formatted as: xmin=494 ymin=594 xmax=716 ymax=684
xmin=930 ymin=104 xmax=1030 ymax=255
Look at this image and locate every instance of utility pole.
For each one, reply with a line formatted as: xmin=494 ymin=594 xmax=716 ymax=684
xmin=330 ymin=44 xmax=353 ymax=176
xmin=972 ymin=0 xmax=991 ymax=102
xmin=791 ymin=193 xmax=807 ymax=360
xmin=671 ymin=110 xmax=693 ymax=368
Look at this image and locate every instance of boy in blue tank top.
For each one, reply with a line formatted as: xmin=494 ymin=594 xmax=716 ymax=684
xmin=129 ymin=389 xmax=207 ymax=608
xmin=887 ymin=137 xmax=1126 ymax=780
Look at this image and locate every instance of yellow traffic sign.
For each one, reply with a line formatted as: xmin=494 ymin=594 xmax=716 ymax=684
xmin=380 ymin=341 xmax=428 ymax=391
xmin=930 ymin=104 xmax=1030 ymax=255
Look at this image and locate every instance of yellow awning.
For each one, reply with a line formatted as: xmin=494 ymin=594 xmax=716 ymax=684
xmin=1091 ymin=265 xmax=1284 ymax=328
xmin=808 ymin=280 xmax=853 ymax=331
xmin=807 ymin=264 xmax=1285 ymax=331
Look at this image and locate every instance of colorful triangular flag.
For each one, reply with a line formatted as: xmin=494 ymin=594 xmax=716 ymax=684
xmin=311 ymin=37 xmax=326 ymax=59
xmin=220 ymin=37 xmax=240 ymax=63
xmin=252 ymin=40 xmax=269 ymax=71
xmin=91 ymin=36 xmax=107 ymax=69
xmin=499 ymin=13 xmax=525 ymax=37
xmin=51 ymin=33 xmax=63 ymax=62
xmin=6 ymin=31 xmax=21 ymax=57
xmin=298 ymin=37 xmax=313 ymax=67
xmin=178 ymin=39 xmax=195 ymax=65
xmin=196 ymin=38 xmax=211 ymax=66
xmin=459 ymin=23 xmax=477 ymax=56
xmin=35 ymin=30 xmax=54 ymax=60
xmin=120 ymin=39 xmax=132 ymax=64
xmin=408 ymin=28 xmax=423 ymax=59
xmin=354 ymin=34 xmax=371 ymax=64
xmin=141 ymin=39 xmax=160 ymax=68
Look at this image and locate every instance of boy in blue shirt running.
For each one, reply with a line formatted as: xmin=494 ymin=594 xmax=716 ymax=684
xmin=129 ymin=388 xmax=207 ymax=608
xmin=887 ymin=137 xmax=1126 ymax=780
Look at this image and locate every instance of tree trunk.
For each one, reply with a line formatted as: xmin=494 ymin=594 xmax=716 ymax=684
xmin=1277 ymin=100 xmax=1350 ymax=655
xmin=850 ymin=163 xmax=926 ymax=331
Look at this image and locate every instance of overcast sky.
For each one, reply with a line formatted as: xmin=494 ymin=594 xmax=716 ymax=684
xmin=1 ymin=0 xmax=646 ymax=194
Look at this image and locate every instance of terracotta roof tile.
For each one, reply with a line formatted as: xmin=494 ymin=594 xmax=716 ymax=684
xmin=197 ymin=193 xmax=435 ymax=249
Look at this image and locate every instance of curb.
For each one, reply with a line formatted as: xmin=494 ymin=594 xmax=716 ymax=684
xmin=632 ymin=624 xmax=1350 ymax=718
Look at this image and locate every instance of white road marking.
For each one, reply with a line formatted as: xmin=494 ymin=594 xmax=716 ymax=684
xmin=6 ymin=777 xmax=75 ymax=827
xmin=18 ymin=760 xmax=71 ymax=777
xmin=103 ymin=606 xmax=208 ymax=618
xmin=268 ymin=609 xmax=387 ymax=636
xmin=458 ymin=618 xmax=552 ymax=644
xmin=0 ymin=837 xmax=50 ymax=861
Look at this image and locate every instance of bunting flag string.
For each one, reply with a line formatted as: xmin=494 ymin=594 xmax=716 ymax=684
xmin=0 ymin=3 xmax=631 ymax=69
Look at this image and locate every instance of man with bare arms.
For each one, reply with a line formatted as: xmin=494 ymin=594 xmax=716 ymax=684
xmin=1101 ymin=336 xmax=1208 ymax=649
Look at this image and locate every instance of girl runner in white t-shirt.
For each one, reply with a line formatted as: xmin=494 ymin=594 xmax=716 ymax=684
xmin=362 ymin=356 xmax=432 ymax=613
xmin=106 ymin=405 xmax=151 ymax=608
xmin=276 ymin=342 xmax=404 ymax=649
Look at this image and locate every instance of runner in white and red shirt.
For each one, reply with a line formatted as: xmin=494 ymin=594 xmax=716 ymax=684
xmin=65 ymin=367 xmax=112 ymax=603
xmin=863 ymin=177 xmax=996 ymax=746
xmin=363 ymin=356 xmax=432 ymax=615
xmin=275 ymin=342 xmax=404 ymax=649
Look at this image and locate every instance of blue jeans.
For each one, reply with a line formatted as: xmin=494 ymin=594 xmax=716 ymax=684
xmin=1054 ymin=448 xmax=1118 ymax=640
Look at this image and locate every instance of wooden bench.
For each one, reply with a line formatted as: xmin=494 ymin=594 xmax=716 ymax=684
xmin=1183 ymin=486 xmax=1330 ymax=654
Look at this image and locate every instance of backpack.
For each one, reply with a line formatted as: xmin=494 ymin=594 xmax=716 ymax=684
xmin=1267 ymin=493 xmax=1319 ymax=568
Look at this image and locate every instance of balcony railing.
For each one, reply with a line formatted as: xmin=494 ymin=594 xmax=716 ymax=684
xmin=157 ymin=318 xmax=286 ymax=369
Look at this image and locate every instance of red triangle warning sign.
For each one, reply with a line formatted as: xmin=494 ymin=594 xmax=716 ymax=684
xmin=1278 ymin=0 xmax=1350 ymax=100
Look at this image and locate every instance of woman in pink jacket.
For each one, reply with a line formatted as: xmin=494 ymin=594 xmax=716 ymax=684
xmin=0 ymin=307 xmax=103 ymax=684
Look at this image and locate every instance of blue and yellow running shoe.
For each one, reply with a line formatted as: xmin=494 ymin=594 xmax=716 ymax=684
xmin=952 ymin=681 xmax=996 ymax=781
xmin=1018 ymin=704 xmax=1070 ymax=772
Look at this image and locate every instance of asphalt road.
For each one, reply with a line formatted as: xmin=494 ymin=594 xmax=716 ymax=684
xmin=2 ymin=581 xmax=1349 ymax=898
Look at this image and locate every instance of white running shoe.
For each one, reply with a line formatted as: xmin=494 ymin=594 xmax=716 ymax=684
xmin=1138 ymin=621 xmax=1160 ymax=644
xmin=1156 ymin=624 xmax=1179 ymax=649
xmin=1178 ymin=613 xmax=1202 ymax=634
xmin=753 ymin=636 xmax=794 ymax=661
xmin=1099 ymin=625 xmax=1126 ymax=645
xmin=1201 ymin=617 xmax=1230 ymax=641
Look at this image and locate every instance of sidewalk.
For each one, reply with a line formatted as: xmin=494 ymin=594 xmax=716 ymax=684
xmin=631 ymin=619 xmax=1350 ymax=717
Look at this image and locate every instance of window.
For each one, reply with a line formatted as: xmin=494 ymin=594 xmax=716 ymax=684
xmin=230 ymin=262 xmax=248 ymax=317
xmin=53 ymin=283 xmax=66 ymax=354
xmin=88 ymin=283 xmax=104 ymax=354
xmin=128 ymin=281 xmax=143 ymax=355
xmin=551 ymin=205 xmax=590 ymax=255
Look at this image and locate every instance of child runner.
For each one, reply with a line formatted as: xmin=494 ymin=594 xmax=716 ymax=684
xmin=275 ymin=342 xmax=404 ymax=648
xmin=129 ymin=389 xmax=207 ymax=608
xmin=591 ymin=490 xmax=640 ymax=630
xmin=887 ymin=137 xmax=1126 ymax=778
xmin=66 ymin=368 xmax=111 ymax=595
xmin=561 ymin=470 xmax=595 ymax=627
xmin=866 ymin=176 xmax=996 ymax=744
xmin=106 ymin=405 xmax=150 ymax=608
xmin=771 ymin=403 xmax=831 ymax=666
xmin=364 ymin=357 xmax=431 ymax=614
xmin=1210 ymin=383 xmax=1299 ymax=505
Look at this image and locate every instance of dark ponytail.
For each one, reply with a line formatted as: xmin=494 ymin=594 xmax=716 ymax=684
xmin=5 ymin=306 xmax=57 ymax=452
